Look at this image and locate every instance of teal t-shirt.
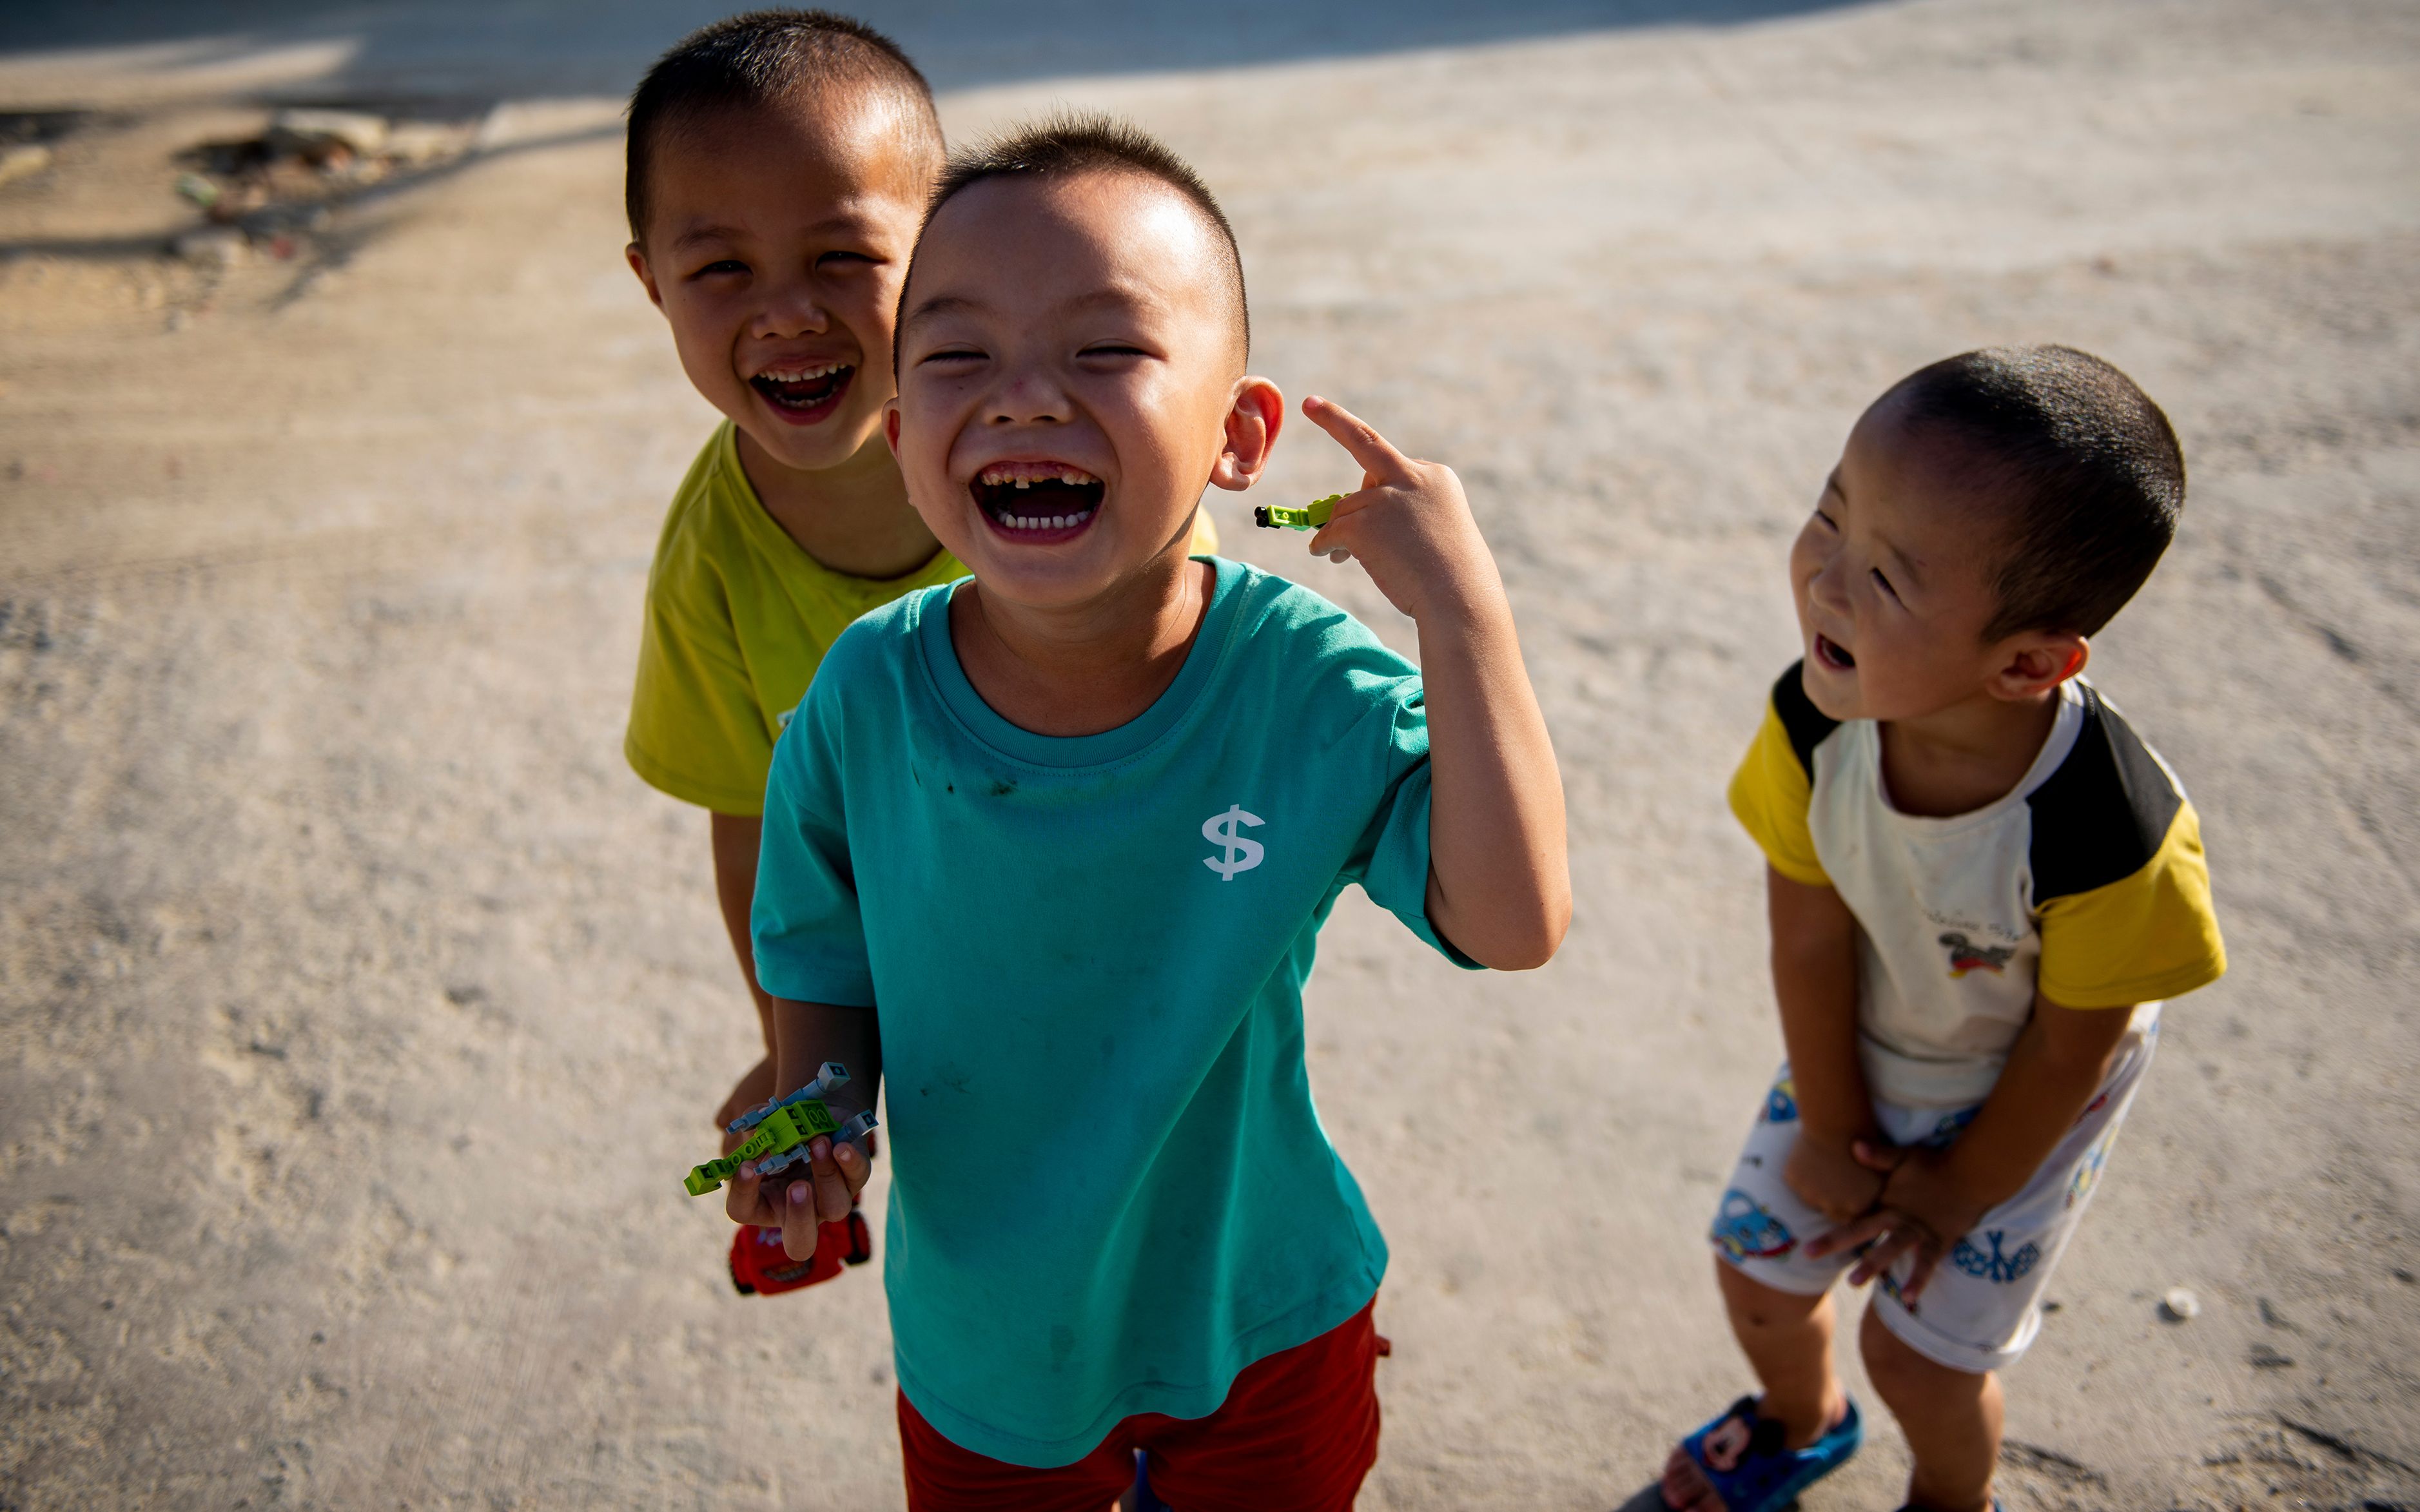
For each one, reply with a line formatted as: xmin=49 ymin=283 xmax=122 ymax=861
xmin=752 ymin=556 xmax=1473 ymax=1467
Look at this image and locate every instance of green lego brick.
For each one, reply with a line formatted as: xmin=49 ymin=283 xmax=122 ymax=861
xmin=1253 ymin=494 xmax=1343 ymax=531
xmin=681 ymin=1096 xmax=841 ymax=1196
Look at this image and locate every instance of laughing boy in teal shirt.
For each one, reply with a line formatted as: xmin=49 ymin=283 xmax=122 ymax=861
xmin=723 ymin=119 xmax=1570 ymax=1504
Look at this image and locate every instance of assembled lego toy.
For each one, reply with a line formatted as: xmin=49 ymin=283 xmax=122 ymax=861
xmin=1253 ymin=494 xmax=1344 ymax=530
xmin=682 ymin=1061 xmax=879 ymax=1197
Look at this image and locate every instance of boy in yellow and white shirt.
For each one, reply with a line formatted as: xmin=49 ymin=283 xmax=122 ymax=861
xmin=1662 ymin=346 xmax=2224 ymax=1512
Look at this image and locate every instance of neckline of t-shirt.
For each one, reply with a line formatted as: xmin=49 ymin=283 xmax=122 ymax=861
xmin=913 ymin=555 xmax=1245 ymax=771
xmin=714 ymin=421 xmax=961 ymax=597
xmin=1862 ymin=679 xmax=2087 ymax=833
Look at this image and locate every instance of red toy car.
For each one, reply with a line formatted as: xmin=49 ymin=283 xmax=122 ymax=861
xmin=727 ymin=1211 xmax=873 ymax=1296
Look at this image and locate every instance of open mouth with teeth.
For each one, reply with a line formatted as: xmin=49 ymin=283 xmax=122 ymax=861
xmin=749 ymin=362 xmax=854 ymax=422
xmin=1814 ymin=633 xmax=1857 ymax=670
xmin=973 ymin=461 xmax=1105 ymax=539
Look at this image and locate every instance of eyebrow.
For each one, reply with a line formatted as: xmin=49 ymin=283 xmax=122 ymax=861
xmin=903 ymin=286 xmax=1156 ymax=331
xmin=670 ymin=224 xmax=748 ymax=251
xmin=903 ymin=292 xmax=982 ymax=327
xmin=670 ymin=214 xmax=873 ymax=253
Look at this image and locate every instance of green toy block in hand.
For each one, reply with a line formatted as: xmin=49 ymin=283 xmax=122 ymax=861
xmin=682 ymin=1062 xmax=876 ymax=1196
xmin=1253 ymin=494 xmax=1343 ymax=531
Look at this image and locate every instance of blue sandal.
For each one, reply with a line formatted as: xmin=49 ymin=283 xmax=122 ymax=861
xmin=1670 ymin=1395 xmax=1862 ymax=1512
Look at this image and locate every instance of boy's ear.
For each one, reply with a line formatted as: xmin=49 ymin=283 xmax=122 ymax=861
xmin=626 ymin=242 xmax=665 ymax=311
xmin=1987 ymin=632 xmax=2089 ymax=702
xmin=1208 ymin=377 xmax=1285 ymax=492
xmin=883 ymin=400 xmax=903 ymax=461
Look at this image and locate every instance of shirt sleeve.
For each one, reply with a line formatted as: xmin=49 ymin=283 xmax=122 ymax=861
xmin=749 ymin=664 xmax=875 ymax=1007
xmin=1727 ymin=701 xmax=1829 ymax=886
xmin=625 ymin=547 xmax=777 ymax=816
xmin=2037 ymin=799 xmax=2226 ymax=1009
xmin=1349 ymin=679 xmax=1483 ymax=971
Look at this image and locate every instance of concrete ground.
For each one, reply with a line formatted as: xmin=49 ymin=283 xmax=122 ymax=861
xmin=1 ymin=1 xmax=2415 ymax=1507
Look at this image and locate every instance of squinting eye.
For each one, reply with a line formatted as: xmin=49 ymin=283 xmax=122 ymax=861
xmin=1813 ymin=509 xmax=1837 ymax=529
xmin=694 ymin=260 xmax=746 ymax=278
xmin=1871 ymin=567 xmax=1898 ymax=599
xmin=817 ymin=251 xmax=872 ymax=268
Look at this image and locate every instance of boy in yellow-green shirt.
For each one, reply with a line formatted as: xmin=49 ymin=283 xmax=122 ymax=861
xmin=619 ymin=14 xmax=1216 ymax=1288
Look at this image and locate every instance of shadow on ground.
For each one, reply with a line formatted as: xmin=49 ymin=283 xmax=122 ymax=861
xmin=2 ymin=0 xmax=1881 ymax=101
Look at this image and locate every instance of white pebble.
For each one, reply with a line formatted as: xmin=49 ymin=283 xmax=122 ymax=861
xmin=2160 ymin=1286 xmax=2200 ymax=1321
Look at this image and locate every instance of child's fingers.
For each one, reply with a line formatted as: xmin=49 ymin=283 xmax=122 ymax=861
xmin=1898 ymin=1246 xmax=1944 ymax=1301
xmin=1802 ymin=1208 xmax=1891 ymax=1261
xmin=723 ymin=1160 xmax=770 ymax=1226
xmin=1302 ymin=396 xmax=1413 ymax=482
xmin=1850 ymin=1138 xmax=1904 ymax=1172
xmin=1305 ymin=502 xmax=1374 ymax=561
xmin=777 ymin=1179 xmax=820 ymax=1261
xmin=806 ymin=1136 xmax=856 ymax=1225
xmin=833 ymin=1138 xmax=872 ymax=1201
xmin=1846 ymin=1221 xmax=1930 ymax=1287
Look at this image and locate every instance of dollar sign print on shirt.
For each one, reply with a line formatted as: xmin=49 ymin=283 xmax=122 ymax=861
xmin=1202 ymin=804 xmax=1266 ymax=880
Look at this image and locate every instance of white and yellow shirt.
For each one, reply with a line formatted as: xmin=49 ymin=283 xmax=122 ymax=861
xmin=1729 ymin=663 xmax=2226 ymax=1109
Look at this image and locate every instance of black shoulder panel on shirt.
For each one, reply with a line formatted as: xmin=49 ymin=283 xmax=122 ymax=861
xmin=1771 ymin=661 xmax=1840 ymax=775
xmin=2026 ymin=685 xmax=2183 ymax=902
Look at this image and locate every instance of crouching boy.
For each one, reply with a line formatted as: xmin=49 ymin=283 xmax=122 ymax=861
xmin=1664 ymin=347 xmax=2227 ymax=1512
xmin=723 ymin=119 xmax=1570 ymax=1507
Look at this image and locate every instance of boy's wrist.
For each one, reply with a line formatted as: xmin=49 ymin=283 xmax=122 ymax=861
xmin=1407 ymin=557 xmax=1510 ymax=634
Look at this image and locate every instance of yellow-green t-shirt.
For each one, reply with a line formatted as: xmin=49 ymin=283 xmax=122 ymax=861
xmin=626 ymin=422 xmax=1218 ymax=815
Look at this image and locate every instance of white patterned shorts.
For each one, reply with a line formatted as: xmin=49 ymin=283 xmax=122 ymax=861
xmin=1708 ymin=1013 xmax=2157 ymax=1374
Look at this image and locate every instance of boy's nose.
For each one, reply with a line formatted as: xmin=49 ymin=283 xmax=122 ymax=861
xmin=751 ymin=283 xmax=830 ymax=340
xmin=1809 ymin=562 xmax=1853 ymax=615
xmin=988 ymin=371 xmax=1073 ymax=425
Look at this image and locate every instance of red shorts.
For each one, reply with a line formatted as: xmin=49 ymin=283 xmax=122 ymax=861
xmin=897 ymin=1299 xmax=1382 ymax=1512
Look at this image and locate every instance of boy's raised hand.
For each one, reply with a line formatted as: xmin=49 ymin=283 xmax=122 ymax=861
xmin=1298 ymin=394 xmax=1570 ymax=973
xmin=1300 ymin=396 xmax=1501 ymax=624
xmin=724 ymin=1134 xmax=872 ymax=1263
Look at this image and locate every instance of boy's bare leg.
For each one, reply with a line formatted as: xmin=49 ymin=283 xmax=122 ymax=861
xmin=1662 ymin=1260 xmax=1848 ymax=1511
xmin=1859 ymin=1306 xmax=2000 ymax=1512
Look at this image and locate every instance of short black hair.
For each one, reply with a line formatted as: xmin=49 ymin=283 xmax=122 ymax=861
xmin=1888 ymin=345 xmax=2186 ymax=641
xmin=624 ymin=9 xmax=943 ymax=244
xmin=903 ymin=114 xmax=1249 ymax=366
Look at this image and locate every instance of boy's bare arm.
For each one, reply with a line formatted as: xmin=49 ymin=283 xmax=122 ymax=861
xmin=1767 ymin=867 xmax=1886 ymax=1221
xmin=1298 ymin=396 xmax=1570 ymax=971
xmin=723 ymin=996 xmax=881 ymax=1263
xmin=709 ymin=813 xmax=781 ymax=1140
xmin=1810 ymin=989 xmax=2134 ymax=1295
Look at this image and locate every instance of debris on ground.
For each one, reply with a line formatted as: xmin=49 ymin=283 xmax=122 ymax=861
xmin=0 ymin=144 xmax=51 ymax=190
xmin=164 ymin=107 xmax=478 ymax=270
xmin=171 ymin=226 xmax=246 ymax=268
xmin=2161 ymin=1286 xmax=2201 ymax=1321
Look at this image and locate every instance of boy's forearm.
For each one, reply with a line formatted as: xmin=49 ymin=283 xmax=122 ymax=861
xmin=1936 ymin=993 xmax=2129 ymax=1210
xmin=1766 ymin=869 xmax=1874 ymax=1143
xmin=1416 ymin=589 xmax=1570 ymax=971
xmin=710 ymin=811 xmax=779 ymax=1056
xmin=770 ymin=997 xmax=882 ymax=1118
